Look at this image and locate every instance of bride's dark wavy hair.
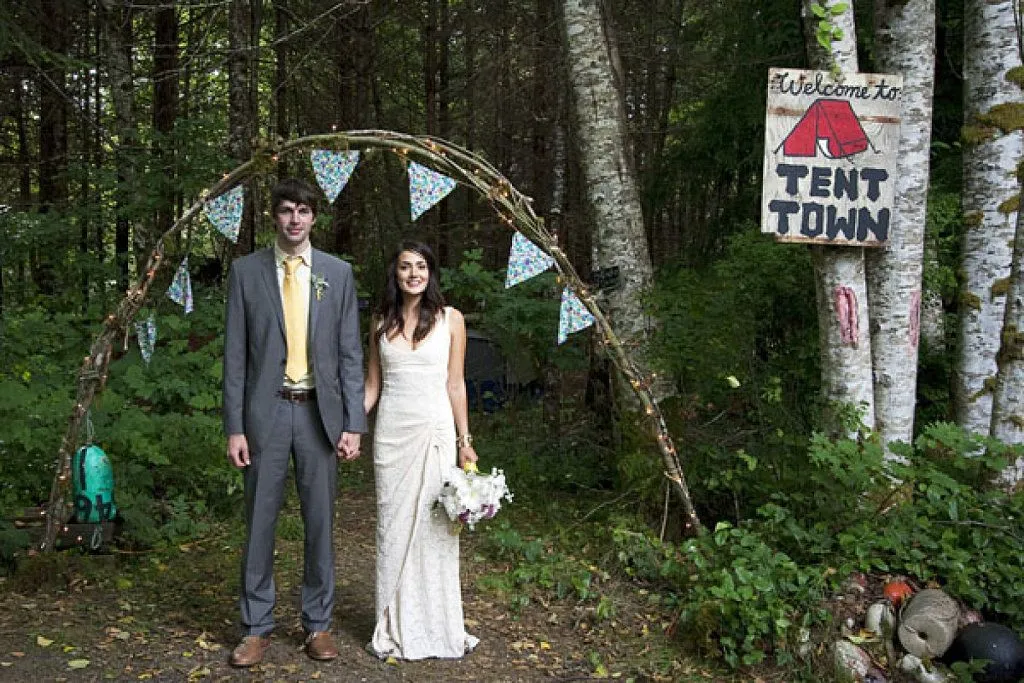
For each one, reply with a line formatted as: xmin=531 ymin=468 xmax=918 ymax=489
xmin=374 ymin=241 xmax=447 ymax=345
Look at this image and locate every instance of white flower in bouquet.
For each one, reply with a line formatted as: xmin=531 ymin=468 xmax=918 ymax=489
xmin=437 ymin=463 xmax=513 ymax=530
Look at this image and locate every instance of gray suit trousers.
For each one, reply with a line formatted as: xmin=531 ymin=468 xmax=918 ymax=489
xmin=240 ymin=395 xmax=337 ymax=635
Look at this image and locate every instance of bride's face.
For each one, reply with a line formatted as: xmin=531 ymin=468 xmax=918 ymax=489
xmin=396 ymin=250 xmax=430 ymax=296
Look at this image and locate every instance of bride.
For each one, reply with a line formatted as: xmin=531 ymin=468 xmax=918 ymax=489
xmin=363 ymin=241 xmax=480 ymax=660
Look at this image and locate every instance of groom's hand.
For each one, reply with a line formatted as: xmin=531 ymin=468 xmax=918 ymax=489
xmin=338 ymin=432 xmax=361 ymax=461
xmin=227 ymin=433 xmax=250 ymax=468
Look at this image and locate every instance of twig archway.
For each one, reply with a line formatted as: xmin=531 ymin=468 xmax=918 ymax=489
xmin=41 ymin=130 xmax=703 ymax=552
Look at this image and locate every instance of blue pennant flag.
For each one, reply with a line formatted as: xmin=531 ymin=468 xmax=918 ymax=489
xmin=204 ymin=185 xmax=244 ymax=243
xmin=408 ymin=161 xmax=457 ymax=221
xmin=558 ymin=286 xmax=595 ymax=345
xmin=166 ymin=257 xmax=194 ymax=314
xmin=505 ymin=232 xmax=555 ymax=288
xmin=135 ymin=313 xmax=157 ymax=364
xmin=311 ymin=149 xmax=361 ymax=203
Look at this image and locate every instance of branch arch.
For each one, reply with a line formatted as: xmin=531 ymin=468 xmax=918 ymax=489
xmin=41 ymin=130 xmax=702 ymax=551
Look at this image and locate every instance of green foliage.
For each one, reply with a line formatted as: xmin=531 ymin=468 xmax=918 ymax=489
xmin=609 ymin=423 xmax=1024 ymax=669
xmin=646 ymin=229 xmax=819 ymax=518
xmin=0 ymin=287 xmax=236 ymax=550
xmin=89 ymin=289 xmax=236 ymax=546
xmin=810 ymin=1 xmax=848 ymax=56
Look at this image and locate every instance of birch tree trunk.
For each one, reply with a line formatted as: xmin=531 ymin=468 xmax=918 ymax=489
xmin=991 ymin=201 xmax=1024 ymax=484
xmin=865 ymin=0 xmax=936 ymax=451
xmin=988 ymin=49 xmax=1024 ymax=484
xmin=801 ymin=0 xmax=875 ymax=432
xmin=562 ymin=0 xmax=665 ymax=404
xmin=955 ymin=0 xmax=1022 ymax=434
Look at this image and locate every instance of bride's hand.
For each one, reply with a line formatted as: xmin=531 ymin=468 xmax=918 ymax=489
xmin=458 ymin=445 xmax=479 ymax=471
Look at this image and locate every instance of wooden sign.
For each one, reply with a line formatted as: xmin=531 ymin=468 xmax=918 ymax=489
xmin=761 ymin=68 xmax=902 ymax=246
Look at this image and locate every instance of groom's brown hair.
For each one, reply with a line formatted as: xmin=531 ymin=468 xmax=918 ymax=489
xmin=271 ymin=178 xmax=320 ymax=216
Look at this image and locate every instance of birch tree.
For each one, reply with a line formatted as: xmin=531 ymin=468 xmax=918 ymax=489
xmin=562 ymin=0 xmax=665 ymax=405
xmin=801 ymin=0 xmax=875 ymax=432
xmin=988 ymin=52 xmax=1024 ymax=484
xmin=865 ymin=0 xmax=936 ymax=450
xmin=955 ymin=0 xmax=1022 ymax=434
xmin=991 ymin=197 xmax=1024 ymax=484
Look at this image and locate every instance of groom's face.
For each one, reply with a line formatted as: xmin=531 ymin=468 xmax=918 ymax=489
xmin=274 ymin=200 xmax=315 ymax=253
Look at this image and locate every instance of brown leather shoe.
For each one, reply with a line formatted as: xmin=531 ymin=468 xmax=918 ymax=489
xmin=229 ymin=635 xmax=271 ymax=667
xmin=304 ymin=631 xmax=339 ymax=661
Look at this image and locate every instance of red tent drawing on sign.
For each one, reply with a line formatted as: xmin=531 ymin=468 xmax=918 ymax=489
xmin=777 ymin=98 xmax=871 ymax=159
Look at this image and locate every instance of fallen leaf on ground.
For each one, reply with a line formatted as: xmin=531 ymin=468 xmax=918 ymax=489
xmin=36 ymin=636 xmax=53 ymax=647
xmin=67 ymin=659 xmax=90 ymax=669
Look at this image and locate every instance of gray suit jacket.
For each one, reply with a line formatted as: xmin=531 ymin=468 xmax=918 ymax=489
xmin=222 ymin=247 xmax=367 ymax=453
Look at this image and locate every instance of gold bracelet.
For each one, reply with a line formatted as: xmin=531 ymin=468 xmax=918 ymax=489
xmin=456 ymin=433 xmax=473 ymax=448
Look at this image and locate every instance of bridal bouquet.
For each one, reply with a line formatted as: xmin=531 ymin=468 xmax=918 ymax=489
xmin=437 ymin=463 xmax=513 ymax=531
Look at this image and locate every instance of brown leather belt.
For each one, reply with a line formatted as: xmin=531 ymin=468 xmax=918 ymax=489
xmin=277 ymin=387 xmax=317 ymax=403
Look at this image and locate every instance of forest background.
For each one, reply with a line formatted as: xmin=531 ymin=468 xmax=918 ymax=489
xmin=1 ymin=0 xmax=1023 ymax=679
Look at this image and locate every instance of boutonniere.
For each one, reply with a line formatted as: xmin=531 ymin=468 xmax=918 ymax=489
xmin=312 ymin=272 xmax=330 ymax=301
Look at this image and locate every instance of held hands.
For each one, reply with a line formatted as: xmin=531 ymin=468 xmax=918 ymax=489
xmin=227 ymin=434 xmax=250 ymax=468
xmin=337 ymin=431 xmax=362 ymax=461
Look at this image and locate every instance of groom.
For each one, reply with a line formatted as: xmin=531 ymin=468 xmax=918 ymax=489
xmin=222 ymin=178 xmax=366 ymax=666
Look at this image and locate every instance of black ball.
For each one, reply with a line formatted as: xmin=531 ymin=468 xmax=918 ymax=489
xmin=944 ymin=623 xmax=1024 ymax=683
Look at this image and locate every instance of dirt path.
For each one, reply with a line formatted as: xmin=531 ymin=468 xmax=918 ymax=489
xmin=0 ymin=487 xmax=685 ymax=682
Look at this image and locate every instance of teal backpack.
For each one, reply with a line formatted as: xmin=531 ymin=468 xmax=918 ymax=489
xmin=72 ymin=445 xmax=118 ymax=523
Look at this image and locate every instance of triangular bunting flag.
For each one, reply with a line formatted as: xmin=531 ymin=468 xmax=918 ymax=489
xmin=135 ymin=313 xmax=157 ymax=364
xmin=558 ymin=286 xmax=595 ymax=345
xmin=204 ymin=185 xmax=244 ymax=243
xmin=166 ymin=257 xmax=194 ymax=314
xmin=408 ymin=160 xmax=457 ymax=221
xmin=505 ymin=231 xmax=555 ymax=288
xmin=311 ymin=149 xmax=360 ymax=203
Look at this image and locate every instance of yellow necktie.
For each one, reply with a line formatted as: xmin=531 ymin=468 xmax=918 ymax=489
xmin=283 ymin=256 xmax=308 ymax=382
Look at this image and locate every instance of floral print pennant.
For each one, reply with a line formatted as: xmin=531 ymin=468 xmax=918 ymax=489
xmin=311 ymin=149 xmax=361 ymax=203
xmin=505 ymin=231 xmax=555 ymax=288
xmin=408 ymin=160 xmax=457 ymax=221
xmin=166 ymin=257 xmax=194 ymax=314
xmin=135 ymin=313 xmax=157 ymax=364
xmin=558 ymin=286 xmax=595 ymax=345
xmin=204 ymin=185 xmax=244 ymax=243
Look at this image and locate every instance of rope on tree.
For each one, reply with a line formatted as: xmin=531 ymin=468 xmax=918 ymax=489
xmin=40 ymin=130 xmax=703 ymax=552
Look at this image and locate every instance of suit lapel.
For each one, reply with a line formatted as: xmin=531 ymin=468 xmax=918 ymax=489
xmin=259 ymin=248 xmax=286 ymax=337
xmin=309 ymin=249 xmax=322 ymax=346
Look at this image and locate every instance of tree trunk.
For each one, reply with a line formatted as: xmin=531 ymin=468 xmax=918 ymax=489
xmin=229 ymin=0 xmax=257 ymax=256
xmin=800 ymin=0 xmax=875 ymax=433
xmin=955 ymin=0 xmax=1022 ymax=434
xmin=562 ymin=0 xmax=665 ymax=405
xmin=865 ymin=0 xmax=936 ymax=451
xmin=104 ymin=0 xmax=134 ymax=292
xmin=152 ymin=3 xmax=179 ymax=252
xmin=274 ymin=0 xmax=289 ymax=179
xmin=36 ymin=0 xmax=70 ymax=295
xmin=991 ymin=199 xmax=1024 ymax=484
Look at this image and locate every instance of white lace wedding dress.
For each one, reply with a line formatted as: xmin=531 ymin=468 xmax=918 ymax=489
xmin=369 ymin=308 xmax=479 ymax=660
